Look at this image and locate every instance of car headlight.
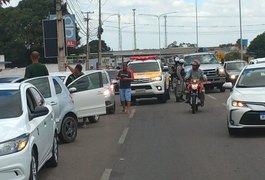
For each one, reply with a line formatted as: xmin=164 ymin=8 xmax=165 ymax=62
xmin=0 ymin=134 xmax=29 ymax=156
xmin=232 ymin=100 xmax=247 ymax=107
xmin=230 ymin=74 xmax=236 ymax=80
xmin=218 ymin=68 xmax=225 ymax=75
xmin=151 ymin=76 xmax=162 ymax=82
xmin=103 ymin=89 xmax=111 ymax=96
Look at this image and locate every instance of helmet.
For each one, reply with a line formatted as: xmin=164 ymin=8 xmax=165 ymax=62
xmin=174 ymin=57 xmax=180 ymax=62
xmin=191 ymin=60 xmax=200 ymax=67
xmin=179 ymin=59 xmax=185 ymax=64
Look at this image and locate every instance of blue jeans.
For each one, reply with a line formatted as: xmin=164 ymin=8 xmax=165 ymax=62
xmin=119 ymin=88 xmax=131 ymax=102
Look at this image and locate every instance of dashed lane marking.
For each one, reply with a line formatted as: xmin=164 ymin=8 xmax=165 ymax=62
xmin=100 ymin=169 xmax=112 ymax=180
xmin=118 ymin=128 xmax=129 ymax=145
xmin=129 ymin=109 xmax=136 ymax=119
xmin=207 ymin=94 xmax=217 ymax=100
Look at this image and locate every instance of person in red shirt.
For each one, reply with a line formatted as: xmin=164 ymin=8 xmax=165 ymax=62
xmin=116 ymin=62 xmax=134 ymax=113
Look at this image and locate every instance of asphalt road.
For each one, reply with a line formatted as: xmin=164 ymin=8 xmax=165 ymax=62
xmin=39 ymin=90 xmax=265 ymax=180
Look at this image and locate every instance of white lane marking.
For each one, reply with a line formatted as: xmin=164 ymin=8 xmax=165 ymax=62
xmin=222 ymin=103 xmax=227 ymax=107
xmin=118 ymin=128 xmax=129 ymax=144
xmin=100 ymin=169 xmax=112 ymax=180
xmin=207 ymin=94 xmax=217 ymax=100
xmin=129 ymin=109 xmax=136 ymax=119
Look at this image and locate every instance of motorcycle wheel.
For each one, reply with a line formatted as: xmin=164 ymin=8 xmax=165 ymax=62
xmin=191 ymin=96 xmax=196 ymax=114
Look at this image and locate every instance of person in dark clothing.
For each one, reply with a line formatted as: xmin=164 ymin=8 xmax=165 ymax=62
xmin=24 ymin=51 xmax=49 ymax=79
xmin=65 ymin=63 xmax=84 ymax=86
xmin=116 ymin=62 xmax=134 ymax=113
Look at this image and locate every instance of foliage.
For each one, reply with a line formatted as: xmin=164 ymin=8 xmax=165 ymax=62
xmin=248 ymin=32 xmax=265 ymax=58
xmin=224 ymin=52 xmax=240 ymax=61
xmin=89 ymin=40 xmax=111 ymax=53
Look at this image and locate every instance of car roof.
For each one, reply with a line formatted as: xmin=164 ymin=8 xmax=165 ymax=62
xmin=0 ymin=83 xmax=21 ymax=90
xmin=245 ymin=63 xmax=265 ymax=69
xmin=49 ymin=72 xmax=72 ymax=76
xmin=224 ymin=60 xmax=247 ymax=64
xmin=128 ymin=59 xmax=159 ymax=64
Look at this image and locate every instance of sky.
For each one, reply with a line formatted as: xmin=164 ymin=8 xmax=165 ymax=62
xmin=4 ymin=0 xmax=265 ymax=51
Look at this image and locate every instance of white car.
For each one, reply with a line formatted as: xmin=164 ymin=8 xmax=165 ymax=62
xmin=0 ymin=83 xmax=58 ymax=180
xmin=249 ymin=58 xmax=265 ymax=64
xmin=224 ymin=63 xmax=265 ymax=135
xmin=23 ymin=76 xmax=78 ymax=143
xmin=50 ymin=69 xmax=115 ymax=115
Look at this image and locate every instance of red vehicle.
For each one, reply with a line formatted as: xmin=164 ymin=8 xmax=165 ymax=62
xmin=187 ymin=79 xmax=204 ymax=114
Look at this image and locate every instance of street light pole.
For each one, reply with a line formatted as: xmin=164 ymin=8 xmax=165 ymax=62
xmin=239 ymin=0 xmax=243 ymax=60
xmin=195 ymin=0 xmax=199 ymax=52
xmin=139 ymin=11 xmax=177 ymax=49
xmin=133 ymin=9 xmax=137 ymax=50
xmin=98 ymin=0 xmax=102 ymax=69
xmin=164 ymin=15 xmax=167 ymax=48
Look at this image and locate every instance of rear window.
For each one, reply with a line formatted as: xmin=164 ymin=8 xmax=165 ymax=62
xmin=128 ymin=62 xmax=160 ymax=73
xmin=0 ymin=90 xmax=22 ymax=118
xmin=184 ymin=54 xmax=217 ymax=65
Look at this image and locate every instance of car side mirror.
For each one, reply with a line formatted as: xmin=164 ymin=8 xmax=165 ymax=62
xmin=30 ymin=106 xmax=49 ymax=120
xmin=223 ymin=82 xmax=233 ymax=90
xmin=68 ymin=87 xmax=77 ymax=93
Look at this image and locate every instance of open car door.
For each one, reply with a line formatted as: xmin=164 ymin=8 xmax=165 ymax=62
xmin=67 ymin=72 xmax=106 ymax=118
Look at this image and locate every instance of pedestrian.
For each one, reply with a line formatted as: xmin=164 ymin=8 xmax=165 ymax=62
xmin=65 ymin=63 xmax=88 ymax=128
xmin=116 ymin=62 xmax=134 ymax=113
xmin=24 ymin=51 xmax=49 ymax=79
xmin=175 ymin=59 xmax=186 ymax=102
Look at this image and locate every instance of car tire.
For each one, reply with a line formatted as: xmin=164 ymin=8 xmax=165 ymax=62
xmin=45 ymin=133 xmax=59 ymax=168
xmin=157 ymin=88 xmax=167 ymax=103
xmin=29 ymin=150 xmax=38 ymax=180
xmin=58 ymin=115 xmax=78 ymax=143
xmin=220 ymin=86 xmax=226 ymax=92
xmin=107 ymin=102 xmax=116 ymax=114
xmin=88 ymin=115 xmax=100 ymax=123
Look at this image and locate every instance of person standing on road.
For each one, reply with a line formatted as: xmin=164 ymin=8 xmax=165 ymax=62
xmin=24 ymin=51 xmax=49 ymax=79
xmin=175 ymin=59 xmax=186 ymax=102
xmin=116 ymin=62 xmax=134 ymax=113
xmin=65 ymin=63 xmax=88 ymax=128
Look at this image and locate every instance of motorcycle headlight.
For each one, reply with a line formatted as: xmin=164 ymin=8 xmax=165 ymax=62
xmin=191 ymin=84 xmax=198 ymax=90
xmin=0 ymin=134 xmax=29 ymax=156
xmin=151 ymin=76 xmax=162 ymax=82
xmin=232 ymin=100 xmax=247 ymax=107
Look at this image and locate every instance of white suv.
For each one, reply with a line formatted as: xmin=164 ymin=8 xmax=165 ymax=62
xmin=0 ymin=83 xmax=58 ymax=180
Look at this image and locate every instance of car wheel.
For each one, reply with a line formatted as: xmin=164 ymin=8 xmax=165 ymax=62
xmin=46 ymin=133 xmax=59 ymax=167
xmin=157 ymin=88 xmax=167 ymax=103
xmin=29 ymin=150 xmax=38 ymax=180
xmin=88 ymin=115 xmax=100 ymax=123
xmin=107 ymin=102 xmax=116 ymax=114
xmin=58 ymin=115 xmax=78 ymax=143
xmin=220 ymin=86 xmax=226 ymax=92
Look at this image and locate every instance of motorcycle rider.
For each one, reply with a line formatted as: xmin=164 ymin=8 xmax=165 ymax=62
xmin=175 ymin=59 xmax=186 ymax=102
xmin=185 ymin=60 xmax=206 ymax=106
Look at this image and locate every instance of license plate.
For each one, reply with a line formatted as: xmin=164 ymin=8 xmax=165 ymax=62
xmin=260 ymin=113 xmax=265 ymax=120
xmin=204 ymin=81 xmax=212 ymax=84
xmin=135 ymin=89 xmax=146 ymax=94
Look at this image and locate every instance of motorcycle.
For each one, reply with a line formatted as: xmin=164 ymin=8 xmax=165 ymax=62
xmin=187 ymin=79 xmax=204 ymax=114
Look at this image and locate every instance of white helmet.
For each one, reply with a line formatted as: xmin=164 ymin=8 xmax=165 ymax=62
xmin=179 ymin=59 xmax=185 ymax=64
xmin=174 ymin=57 xmax=180 ymax=62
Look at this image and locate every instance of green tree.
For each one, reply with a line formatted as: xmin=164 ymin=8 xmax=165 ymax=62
xmin=89 ymin=40 xmax=111 ymax=53
xmin=248 ymin=32 xmax=265 ymax=58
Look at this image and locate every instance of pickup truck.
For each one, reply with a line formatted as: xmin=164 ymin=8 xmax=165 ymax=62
xmin=182 ymin=52 xmax=226 ymax=92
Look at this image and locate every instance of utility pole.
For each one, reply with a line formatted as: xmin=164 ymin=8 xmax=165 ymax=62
xmin=164 ymin=15 xmax=167 ymax=48
xmin=98 ymin=0 xmax=102 ymax=69
xmin=132 ymin=9 xmax=137 ymax=50
xmin=83 ymin=11 xmax=94 ymax=70
xmin=56 ymin=0 xmax=66 ymax=71
xmin=195 ymin=0 xmax=199 ymax=52
xmin=239 ymin=0 xmax=243 ymax=60
xmin=118 ymin=14 xmax=122 ymax=51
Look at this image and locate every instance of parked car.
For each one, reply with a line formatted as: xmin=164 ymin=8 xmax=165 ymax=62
xmin=106 ymin=69 xmax=119 ymax=94
xmin=0 ymin=83 xmax=58 ymax=180
xmin=23 ymin=76 xmax=78 ymax=143
xmin=50 ymin=70 xmax=115 ymax=115
xmin=249 ymin=58 xmax=265 ymax=64
xmin=223 ymin=63 xmax=265 ymax=135
xmin=223 ymin=60 xmax=247 ymax=84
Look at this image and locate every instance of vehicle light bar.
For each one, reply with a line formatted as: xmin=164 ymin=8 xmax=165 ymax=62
xmin=129 ymin=56 xmax=158 ymax=61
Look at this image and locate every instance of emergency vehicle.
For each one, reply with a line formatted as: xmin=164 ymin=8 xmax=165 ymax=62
xmin=127 ymin=56 xmax=170 ymax=103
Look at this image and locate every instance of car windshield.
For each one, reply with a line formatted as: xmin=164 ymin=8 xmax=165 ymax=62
xmin=107 ymin=70 xmax=118 ymax=79
xmin=128 ymin=62 xmax=160 ymax=73
xmin=226 ymin=62 xmax=247 ymax=71
xmin=184 ymin=54 xmax=218 ymax=65
xmin=237 ymin=67 xmax=265 ymax=88
xmin=0 ymin=90 xmax=22 ymax=118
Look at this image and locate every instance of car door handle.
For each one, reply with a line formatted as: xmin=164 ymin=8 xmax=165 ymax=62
xmin=50 ymin=101 xmax=57 ymax=106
